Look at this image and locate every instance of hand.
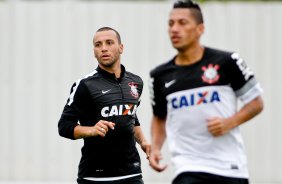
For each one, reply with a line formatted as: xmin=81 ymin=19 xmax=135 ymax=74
xmin=140 ymin=141 xmax=151 ymax=160
xmin=149 ymin=150 xmax=167 ymax=172
xmin=91 ymin=120 xmax=115 ymax=137
xmin=207 ymin=117 xmax=234 ymax=137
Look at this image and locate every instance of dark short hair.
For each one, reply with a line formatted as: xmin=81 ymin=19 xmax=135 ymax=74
xmin=173 ymin=0 xmax=204 ymax=24
xmin=96 ymin=27 xmax=121 ymax=44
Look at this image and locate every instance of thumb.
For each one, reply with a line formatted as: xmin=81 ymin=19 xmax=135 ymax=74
xmin=207 ymin=117 xmax=217 ymax=122
xmin=146 ymin=145 xmax=151 ymax=158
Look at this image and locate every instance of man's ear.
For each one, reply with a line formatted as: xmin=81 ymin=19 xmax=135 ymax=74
xmin=93 ymin=48 xmax=98 ymax=59
xmin=119 ymin=44 xmax=124 ymax=54
xmin=197 ymin=23 xmax=205 ymax=36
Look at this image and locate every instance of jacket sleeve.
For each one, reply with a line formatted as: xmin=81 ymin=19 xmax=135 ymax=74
xmin=134 ymin=76 xmax=143 ymax=126
xmin=58 ymin=80 xmax=91 ymax=140
xmin=227 ymin=52 xmax=263 ymax=105
xmin=134 ymin=115 xmax=140 ymax=126
xmin=149 ymin=72 xmax=167 ymax=119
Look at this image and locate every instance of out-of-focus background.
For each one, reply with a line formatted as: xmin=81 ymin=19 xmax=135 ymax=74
xmin=0 ymin=0 xmax=281 ymax=184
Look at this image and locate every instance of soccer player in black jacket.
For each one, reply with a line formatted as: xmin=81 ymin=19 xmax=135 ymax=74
xmin=58 ymin=27 xmax=150 ymax=184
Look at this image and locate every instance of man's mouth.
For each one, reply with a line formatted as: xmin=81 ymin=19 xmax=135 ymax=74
xmin=101 ymin=54 xmax=110 ymax=59
xmin=171 ymin=35 xmax=181 ymax=43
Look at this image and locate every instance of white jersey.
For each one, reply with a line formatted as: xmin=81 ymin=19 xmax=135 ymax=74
xmin=149 ymin=47 xmax=262 ymax=179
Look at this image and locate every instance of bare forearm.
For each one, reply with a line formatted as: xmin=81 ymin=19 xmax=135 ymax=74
xmin=73 ymin=125 xmax=94 ymax=139
xmin=230 ymin=96 xmax=264 ymax=128
xmin=134 ymin=126 xmax=148 ymax=145
xmin=149 ymin=115 xmax=168 ymax=172
xmin=134 ymin=126 xmax=151 ymax=159
xmin=74 ymin=120 xmax=115 ymax=139
xmin=151 ymin=116 xmax=166 ymax=151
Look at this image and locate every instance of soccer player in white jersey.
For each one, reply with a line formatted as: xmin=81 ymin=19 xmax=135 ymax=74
xmin=149 ymin=1 xmax=264 ymax=184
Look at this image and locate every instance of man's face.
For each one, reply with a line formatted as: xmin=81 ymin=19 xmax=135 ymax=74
xmin=168 ymin=8 xmax=204 ymax=51
xmin=93 ymin=30 xmax=123 ymax=68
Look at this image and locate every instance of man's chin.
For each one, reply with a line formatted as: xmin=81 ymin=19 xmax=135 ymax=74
xmin=173 ymin=46 xmax=185 ymax=52
xmin=99 ymin=61 xmax=115 ymax=68
xmin=172 ymin=43 xmax=182 ymax=49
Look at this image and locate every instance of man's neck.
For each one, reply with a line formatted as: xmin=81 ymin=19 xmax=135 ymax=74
xmin=99 ymin=62 xmax=121 ymax=78
xmin=175 ymin=45 xmax=204 ymax=66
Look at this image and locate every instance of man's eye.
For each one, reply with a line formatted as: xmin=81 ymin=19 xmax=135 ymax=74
xmin=179 ymin=20 xmax=188 ymax=25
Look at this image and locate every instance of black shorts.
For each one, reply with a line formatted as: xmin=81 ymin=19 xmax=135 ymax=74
xmin=77 ymin=175 xmax=144 ymax=184
xmin=172 ymin=172 xmax=249 ymax=184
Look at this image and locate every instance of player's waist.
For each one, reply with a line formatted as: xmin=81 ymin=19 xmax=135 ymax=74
xmin=172 ymin=155 xmax=249 ymax=179
xmin=83 ymin=173 xmax=142 ymax=181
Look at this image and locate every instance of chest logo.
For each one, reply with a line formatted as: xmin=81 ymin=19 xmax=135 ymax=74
xmin=128 ymin=82 xmax=139 ymax=99
xmin=102 ymin=89 xmax=111 ymax=94
xmin=201 ymin=64 xmax=220 ymax=84
xmin=165 ymin=79 xmax=176 ymax=88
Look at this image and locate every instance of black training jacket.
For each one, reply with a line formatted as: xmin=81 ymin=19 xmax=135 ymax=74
xmin=58 ymin=65 xmax=143 ymax=179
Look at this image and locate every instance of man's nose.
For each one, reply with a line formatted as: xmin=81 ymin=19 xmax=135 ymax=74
xmin=101 ymin=44 xmax=108 ymax=51
xmin=170 ymin=23 xmax=180 ymax=32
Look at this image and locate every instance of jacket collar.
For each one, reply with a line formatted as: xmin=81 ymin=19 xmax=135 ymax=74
xmin=96 ymin=64 xmax=126 ymax=81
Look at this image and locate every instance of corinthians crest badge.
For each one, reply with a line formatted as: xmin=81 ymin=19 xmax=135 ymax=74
xmin=201 ymin=64 xmax=220 ymax=84
xmin=128 ymin=82 xmax=139 ymax=98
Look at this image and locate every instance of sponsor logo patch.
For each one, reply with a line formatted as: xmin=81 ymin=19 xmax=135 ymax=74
xmin=170 ymin=90 xmax=221 ymax=109
xmin=101 ymin=104 xmax=137 ymax=117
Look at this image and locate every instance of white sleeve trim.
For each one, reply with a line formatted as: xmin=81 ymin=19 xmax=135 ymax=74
xmin=238 ymin=83 xmax=263 ymax=105
xmin=67 ymin=70 xmax=97 ymax=106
